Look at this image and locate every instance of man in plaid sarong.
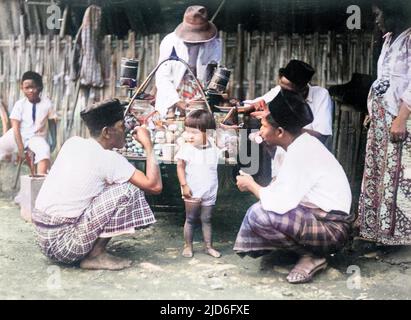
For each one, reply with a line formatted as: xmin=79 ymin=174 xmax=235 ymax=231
xmin=33 ymin=99 xmax=162 ymax=270
xmin=235 ymin=89 xmax=353 ymax=284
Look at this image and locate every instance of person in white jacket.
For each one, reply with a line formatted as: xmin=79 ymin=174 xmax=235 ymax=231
xmin=155 ymin=5 xmax=222 ymax=119
xmin=245 ymin=60 xmax=334 ymax=145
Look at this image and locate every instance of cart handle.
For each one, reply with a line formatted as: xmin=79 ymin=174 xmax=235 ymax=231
xmin=124 ymin=48 xmax=212 ymax=116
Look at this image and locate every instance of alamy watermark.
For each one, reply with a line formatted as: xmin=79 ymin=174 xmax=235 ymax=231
xmin=347 ymin=5 xmax=361 ymax=30
xmin=46 ymin=265 xmax=62 ymax=290
xmin=46 ymin=4 xmax=62 ymax=30
xmin=346 ymin=265 xmax=362 ymax=290
xmin=43 ymin=3 xmax=363 ymax=31
xmin=26 ymin=1 xmax=62 ymax=30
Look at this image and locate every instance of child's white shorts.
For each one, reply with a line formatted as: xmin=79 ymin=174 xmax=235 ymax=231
xmin=0 ymin=129 xmax=50 ymax=164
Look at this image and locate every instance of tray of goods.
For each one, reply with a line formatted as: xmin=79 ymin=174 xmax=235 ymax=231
xmin=117 ymin=121 xmax=187 ymax=162
xmin=118 ymin=111 xmax=241 ymax=165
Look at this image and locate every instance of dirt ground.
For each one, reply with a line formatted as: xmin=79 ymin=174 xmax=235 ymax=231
xmin=0 ymin=162 xmax=410 ymax=300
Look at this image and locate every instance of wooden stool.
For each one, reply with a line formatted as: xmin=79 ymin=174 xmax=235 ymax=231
xmin=20 ymin=175 xmax=46 ymax=222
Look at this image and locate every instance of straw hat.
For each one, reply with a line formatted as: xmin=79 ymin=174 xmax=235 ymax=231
xmin=175 ymin=6 xmax=217 ymax=43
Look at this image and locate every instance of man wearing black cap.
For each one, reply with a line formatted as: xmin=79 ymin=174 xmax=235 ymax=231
xmin=234 ymin=89 xmax=352 ymax=284
xmin=245 ymin=59 xmax=333 ymax=145
xmin=32 ymin=99 xmax=162 ymax=270
xmin=243 ymin=60 xmax=334 ymax=187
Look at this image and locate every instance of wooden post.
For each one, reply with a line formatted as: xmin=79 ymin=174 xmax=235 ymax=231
xmin=59 ymin=5 xmax=70 ymax=39
xmin=235 ymin=24 xmax=245 ymax=100
xmin=127 ymin=30 xmax=136 ymax=59
xmin=19 ymin=11 xmax=25 ymax=41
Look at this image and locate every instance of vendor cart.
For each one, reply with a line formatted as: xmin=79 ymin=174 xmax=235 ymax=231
xmin=116 ymin=52 xmax=248 ymax=211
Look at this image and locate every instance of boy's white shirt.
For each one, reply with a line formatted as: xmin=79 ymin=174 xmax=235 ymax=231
xmin=9 ymin=95 xmax=56 ymax=146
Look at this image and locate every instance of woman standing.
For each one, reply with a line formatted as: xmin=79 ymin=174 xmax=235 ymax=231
xmin=358 ymin=1 xmax=411 ymax=245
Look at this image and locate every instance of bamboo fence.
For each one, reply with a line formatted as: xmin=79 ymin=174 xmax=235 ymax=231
xmin=0 ymin=30 xmax=373 ymax=137
xmin=0 ymin=28 xmax=374 ymax=210
xmin=0 ymin=29 xmax=373 ymax=182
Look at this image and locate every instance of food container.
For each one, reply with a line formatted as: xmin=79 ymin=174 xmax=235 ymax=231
xmin=120 ymin=58 xmax=139 ymax=88
xmin=161 ymin=143 xmax=177 ymax=161
xmin=165 ymin=131 xmax=175 ymax=144
xmin=207 ymin=67 xmax=231 ymax=93
xmin=216 ymin=125 xmax=239 ymax=158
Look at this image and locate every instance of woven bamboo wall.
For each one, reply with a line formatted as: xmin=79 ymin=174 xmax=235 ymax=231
xmin=0 ymin=29 xmax=374 ymax=151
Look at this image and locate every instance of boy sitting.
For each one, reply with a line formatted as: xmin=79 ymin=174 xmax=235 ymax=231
xmin=0 ymin=71 xmax=57 ymax=174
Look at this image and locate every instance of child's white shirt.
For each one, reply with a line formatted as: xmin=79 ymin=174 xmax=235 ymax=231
xmin=175 ymin=140 xmax=220 ymax=202
xmin=9 ymin=96 xmax=56 ymax=146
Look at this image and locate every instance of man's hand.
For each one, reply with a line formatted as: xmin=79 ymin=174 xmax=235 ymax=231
xmin=390 ymin=116 xmax=408 ymax=143
xmin=363 ymin=114 xmax=371 ymax=129
xmin=11 ymin=119 xmax=25 ymax=163
xmin=181 ymin=184 xmax=192 ymax=198
xmin=16 ymin=147 xmax=25 ymax=163
xmin=132 ymin=126 xmax=152 ymax=149
xmin=244 ymin=99 xmax=270 ymax=119
xmin=390 ymin=101 xmax=411 ymax=143
xmin=236 ymin=172 xmax=255 ymax=192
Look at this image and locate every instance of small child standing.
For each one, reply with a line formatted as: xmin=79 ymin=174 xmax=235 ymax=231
xmin=175 ymin=109 xmax=221 ymax=258
xmin=0 ymin=71 xmax=57 ymax=174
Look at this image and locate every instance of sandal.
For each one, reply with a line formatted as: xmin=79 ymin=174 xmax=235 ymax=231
xmin=286 ymin=260 xmax=328 ymax=284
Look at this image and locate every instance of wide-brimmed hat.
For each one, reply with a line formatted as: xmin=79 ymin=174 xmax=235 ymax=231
xmin=279 ymin=60 xmax=315 ymax=88
xmin=175 ymin=6 xmax=218 ymax=43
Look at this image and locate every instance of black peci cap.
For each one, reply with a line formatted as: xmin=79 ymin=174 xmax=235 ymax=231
xmin=278 ymin=60 xmax=315 ymax=88
xmin=268 ymin=89 xmax=314 ymax=129
xmin=80 ymin=98 xmax=125 ymax=131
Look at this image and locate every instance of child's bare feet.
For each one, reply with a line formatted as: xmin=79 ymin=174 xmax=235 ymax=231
xmin=182 ymin=244 xmax=193 ymax=258
xmin=80 ymin=252 xmax=132 ymax=270
xmin=205 ymin=246 xmax=221 ymax=258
